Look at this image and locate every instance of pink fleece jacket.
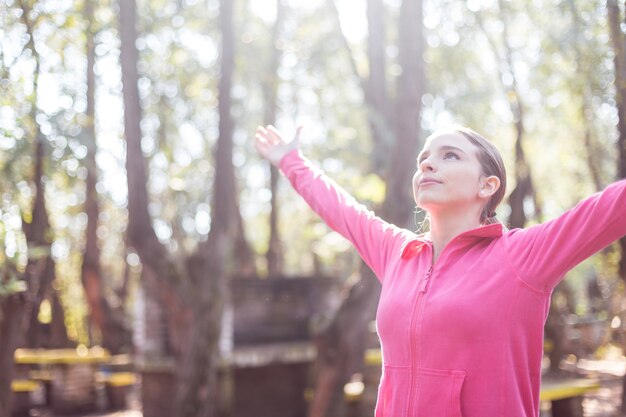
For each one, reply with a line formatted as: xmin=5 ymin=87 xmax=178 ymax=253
xmin=279 ymin=150 xmax=626 ymax=417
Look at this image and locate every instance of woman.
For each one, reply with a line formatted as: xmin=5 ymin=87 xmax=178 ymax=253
xmin=254 ymin=124 xmax=626 ymax=417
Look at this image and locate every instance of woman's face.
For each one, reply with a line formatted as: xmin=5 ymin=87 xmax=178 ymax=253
xmin=412 ymin=132 xmax=487 ymax=214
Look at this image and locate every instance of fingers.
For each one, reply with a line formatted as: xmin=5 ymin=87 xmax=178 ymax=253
xmin=266 ymin=125 xmax=282 ymax=144
xmin=255 ymin=125 xmax=280 ymax=145
xmin=254 ymin=133 xmax=271 ymax=155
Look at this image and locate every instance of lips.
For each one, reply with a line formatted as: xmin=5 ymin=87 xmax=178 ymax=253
xmin=419 ymin=177 xmax=443 ymax=186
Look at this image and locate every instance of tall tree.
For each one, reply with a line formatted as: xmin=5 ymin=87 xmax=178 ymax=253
xmin=16 ymin=0 xmax=70 ymax=350
xmin=607 ymin=0 xmax=626 ymax=411
xmin=608 ymin=0 xmax=626 ymax=278
xmin=473 ymin=0 xmax=539 ymax=228
xmin=1 ymin=0 xmax=68 ymax=410
xmin=366 ymin=0 xmax=392 ymax=172
xmin=566 ymin=0 xmax=604 ymax=191
xmin=120 ymin=0 xmax=244 ymax=414
xmin=81 ymin=0 xmax=131 ymax=353
xmin=175 ymin=0 xmax=239 ymax=414
xmin=264 ymin=0 xmax=286 ymax=277
xmin=308 ymin=1 xmax=425 ymax=415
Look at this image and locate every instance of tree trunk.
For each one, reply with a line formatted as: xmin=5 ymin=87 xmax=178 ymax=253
xmin=1 ymin=1 xmax=65 ymax=405
xmin=22 ymin=120 xmax=70 ymax=352
xmin=175 ymin=0 xmax=240 ymax=415
xmin=366 ymin=0 xmax=392 ymax=173
xmin=0 ymin=292 xmax=27 ymax=417
xmin=81 ymin=0 xmax=131 ymax=354
xmin=120 ymin=0 xmax=244 ymax=415
xmin=16 ymin=0 xmax=70 ymax=350
xmin=308 ymin=1 xmax=424 ymax=416
xmin=119 ymin=0 xmax=194 ymax=402
xmin=326 ymin=0 xmax=392 ymax=176
xmin=566 ymin=0 xmax=604 ymax=193
xmin=608 ymin=0 xmax=626 ymax=282
xmin=386 ymin=0 xmax=425 ymax=229
xmin=474 ymin=1 xmax=539 ymax=229
xmin=264 ymin=0 xmax=286 ymax=277
xmin=608 ymin=0 xmax=626 ymax=411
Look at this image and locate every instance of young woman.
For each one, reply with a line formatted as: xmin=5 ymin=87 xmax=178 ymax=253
xmin=254 ymin=124 xmax=626 ymax=417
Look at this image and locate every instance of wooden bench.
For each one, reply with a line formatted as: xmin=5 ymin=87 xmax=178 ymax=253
xmin=14 ymin=347 xmax=111 ymax=414
xmin=540 ymin=378 xmax=600 ymax=417
xmin=11 ymin=380 xmax=45 ymax=416
xmin=96 ymin=371 xmax=137 ymax=410
xmin=27 ymin=370 xmax=54 ymax=405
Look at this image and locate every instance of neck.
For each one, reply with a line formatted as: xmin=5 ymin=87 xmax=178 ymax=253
xmin=428 ymin=208 xmax=483 ymax=263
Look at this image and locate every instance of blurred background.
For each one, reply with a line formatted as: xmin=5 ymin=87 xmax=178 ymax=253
xmin=1 ymin=0 xmax=626 ymax=416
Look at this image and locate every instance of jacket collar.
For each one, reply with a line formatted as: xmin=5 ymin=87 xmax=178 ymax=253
xmin=400 ymin=223 xmax=504 ymax=260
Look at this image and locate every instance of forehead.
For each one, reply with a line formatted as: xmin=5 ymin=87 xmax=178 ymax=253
xmin=420 ymin=132 xmax=477 ymax=155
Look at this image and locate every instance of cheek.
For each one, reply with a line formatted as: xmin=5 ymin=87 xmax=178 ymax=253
xmin=412 ymin=172 xmax=421 ymax=195
xmin=451 ymin=172 xmax=481 ymax=196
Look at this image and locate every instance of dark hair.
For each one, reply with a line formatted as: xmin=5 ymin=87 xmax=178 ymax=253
xmin=451 ymin=126 xmax=507 ymax=225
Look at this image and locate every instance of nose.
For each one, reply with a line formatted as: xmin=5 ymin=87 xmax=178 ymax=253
xmin=419 ymin=157 xmax=435 ymax=172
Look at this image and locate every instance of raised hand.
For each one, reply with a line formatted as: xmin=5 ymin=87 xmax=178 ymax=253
xmin=254 ymin=125 xmax=302 ymax=167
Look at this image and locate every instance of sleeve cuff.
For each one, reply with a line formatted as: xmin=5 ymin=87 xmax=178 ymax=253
xmin=278 ymin=149 xmax=304 ymax=174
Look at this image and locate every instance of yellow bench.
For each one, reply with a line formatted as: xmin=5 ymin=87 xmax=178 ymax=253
xmin=540 ymin=378 xmax=600 ymax=401
xmin=540 ymin=379 xmax=599 ymax=417
xmin=96 ymin=372 xmax=137 ymax=410
xmin=97 ymin=371 xmax=137 ymax=387
xmin=11 ymin=380 xmax=45 ymax=415
xmin=14 ymin=347 xmax=111 ymax=365
xmin=11 ymin=380 xmax=40 ymax=392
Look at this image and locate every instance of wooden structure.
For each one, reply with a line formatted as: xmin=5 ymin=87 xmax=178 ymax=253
xmin=136 ymin=276 xmax=339 ymax=417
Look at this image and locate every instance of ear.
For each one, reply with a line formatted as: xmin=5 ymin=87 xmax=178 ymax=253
xmin=478 ymin=175 xmax=500 ymax=199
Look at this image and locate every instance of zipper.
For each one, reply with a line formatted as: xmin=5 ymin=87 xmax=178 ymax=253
xmin=419 ymin=265 xmax=433 ymax=293
xmin=405 ymin=237 xmax=459 ymax=416
xmin=406 ymin=254 xmax=434 ymax=416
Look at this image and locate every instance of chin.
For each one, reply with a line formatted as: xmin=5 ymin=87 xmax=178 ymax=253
xmin=415 ymin=199 xmax=437 ymax=211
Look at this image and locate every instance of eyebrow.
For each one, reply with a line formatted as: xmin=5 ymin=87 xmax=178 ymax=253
xmin=417 ymin=145 xmax=467 ymax=161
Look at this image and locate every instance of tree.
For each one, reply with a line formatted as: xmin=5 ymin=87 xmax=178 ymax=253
xmin=473 ymin=0 xmax=540 ymax=229
xmin=607 ymin=0 xmax=626 ymax=411
xmin=1 ymin=0 xmax=68 ymax=410
xmin=566 ymin=0 xmax=605 ymax=192
xmin=307 ymin=1 xmax=425 ymax=415
xmin=80 ymin=0 xmax=131 ymax=354
xmin=120 ymin=0 xmax=247 ymax=414
xmin=264 ymin=0 xmax=287 ymax=277
xmin=0 ymin=238 xmax=28 ymax=417
xmin=16 ymin=0 xmax=71 ymax=350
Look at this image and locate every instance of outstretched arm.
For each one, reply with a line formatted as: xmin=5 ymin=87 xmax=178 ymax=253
xmin=253 ymin=125 xmax=414 ymax=282
xmin=504 ymin=179 xmax=626 ymax=292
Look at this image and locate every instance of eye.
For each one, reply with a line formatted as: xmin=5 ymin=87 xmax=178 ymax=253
xmin=444 ymin=152 xmax=459 ymax=160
